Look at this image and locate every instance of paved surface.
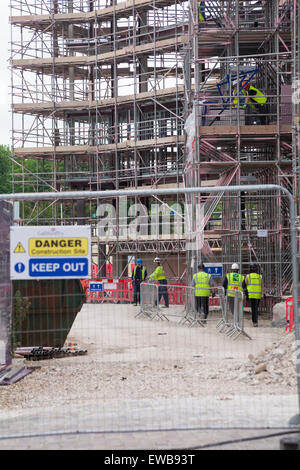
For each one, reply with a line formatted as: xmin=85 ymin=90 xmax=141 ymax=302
xmin=0 ymin=428 xmax=299 ymax=450
xmin=0 ymin=303 xmax=299 ymax=451
xmin=0 ymin=395 xmax=299 ymax=450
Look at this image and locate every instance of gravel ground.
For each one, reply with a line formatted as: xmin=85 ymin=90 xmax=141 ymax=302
xmin=0 ymin=303 xmax=299 ymax=449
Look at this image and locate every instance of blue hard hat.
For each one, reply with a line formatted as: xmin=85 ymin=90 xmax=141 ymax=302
xmin=136 ymin=259 xmax=142 ymax=265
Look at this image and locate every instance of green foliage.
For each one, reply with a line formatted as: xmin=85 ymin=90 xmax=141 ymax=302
xmin=11 ymin=290 xmax=31 ymax=353
xmin=0 ymin=145 xmax=75 ymax=223
xmin=12 ymin=157 xmax=55 ymax=194
xmin=0 ymin=145 xmax=12 ymax=194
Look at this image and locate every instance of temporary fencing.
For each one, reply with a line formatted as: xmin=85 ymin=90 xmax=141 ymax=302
xmin=285 ymin=297 xmax=300 ymax=332
xmin=137 ymin=282 xmax=169 ymax=321
xmin=180 ymin=285 xmax=206 ymax=327
xmin=1 ymin=183 xmax=300 ymax=442
xmin=85 ymin=279 xmax=190 ymax=306
xmin=166 ymin=283 xmax=186 ymax=306
xmin=216 ymin=290 xmax=252 ymax=340
xmin=138 ymin=283 xmax=225 ymax=328
xmin=85 ymin=278 xmax=133 ymax=303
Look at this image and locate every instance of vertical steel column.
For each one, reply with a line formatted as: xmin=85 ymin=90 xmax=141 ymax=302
xmin=235 ymin=0 xmax=242 ymax=271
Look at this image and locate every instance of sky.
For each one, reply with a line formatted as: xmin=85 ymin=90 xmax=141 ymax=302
xmin=0 ymin=2 xmax=11 ymax=147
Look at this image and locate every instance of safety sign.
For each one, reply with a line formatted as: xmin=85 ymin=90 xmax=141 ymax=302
xmin=10 ymin=225 xmax=91 ymax=280
xmin=89 ymin=282 xmax=103 ymax=292
xmin=29 ymin=258 xmax=89 ymax=277
xmin=14 ymin=242 xmax=26 ymax=253
xmin=205 ymin=263 xmax=223 ymax=278
xmin=29 ymin=238 xmax=88 ymax=256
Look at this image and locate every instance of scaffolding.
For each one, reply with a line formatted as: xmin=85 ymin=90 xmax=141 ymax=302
xmin=9 ymin=0 xmax=300 ymax=302
xmin=183 ymin=0 xmax=298 ymax=301
xmin=10 ymin=0 xmax=189 ymax=280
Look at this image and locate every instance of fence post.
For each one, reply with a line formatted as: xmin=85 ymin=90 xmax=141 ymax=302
xmin=0 ymin=201 xmax=13 ymax=367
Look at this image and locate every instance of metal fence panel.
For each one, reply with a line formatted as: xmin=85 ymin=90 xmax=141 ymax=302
xmin=0 ymin=187 xmax=299 ymax=445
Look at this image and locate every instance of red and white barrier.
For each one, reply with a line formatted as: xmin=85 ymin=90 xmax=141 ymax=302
xmin=82 ymin=279 xmax=220 ymax=306
xmin=285 ymin=296 xmax=300 ymax=332
xmin=85 ymin=278 xmax=133 ymax=303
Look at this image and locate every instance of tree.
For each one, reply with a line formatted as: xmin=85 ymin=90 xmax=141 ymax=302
xmin=0 ymin=145 xmax=12 ymax=194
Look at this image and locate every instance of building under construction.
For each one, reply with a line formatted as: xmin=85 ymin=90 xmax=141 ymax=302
xmin=9 ymin=1 xmax=300 ymax=304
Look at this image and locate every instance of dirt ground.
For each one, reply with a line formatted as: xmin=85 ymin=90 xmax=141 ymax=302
xmin=0 ymin=302 xmax=299 ymax=450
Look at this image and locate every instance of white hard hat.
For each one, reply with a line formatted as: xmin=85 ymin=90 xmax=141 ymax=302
xmin=231 ymin=263 xmax=239 ymax=270
xmin=154 ymin=257 xmax=161 ymax=263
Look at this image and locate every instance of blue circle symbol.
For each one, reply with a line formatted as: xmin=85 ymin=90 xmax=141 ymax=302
xmin=14 ymin=262 xmax=25 ymax=274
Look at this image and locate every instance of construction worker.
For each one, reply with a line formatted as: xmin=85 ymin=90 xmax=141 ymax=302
xmin=198 ymin=1 xmax=206 ymax=22
xmin=232 ymin=81 xmax=246 ymax=109
xmin=131 ymin=258 xmax=147 ymax=306
xmin=223 ymin=263 xmax=247 ymax=315
xmin=192 ymin=263 xmax=214 ymax=322
xmin=233 ymin=81 xmax=267 ymax=125
xmin=149 ymin=257 xmax=169 ymax=308
xmin=245 ymin=263 xmax=263 ymax=327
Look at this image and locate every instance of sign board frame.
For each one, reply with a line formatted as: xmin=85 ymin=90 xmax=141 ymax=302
xmin=10 ymin=225 xmax=91 ymax=281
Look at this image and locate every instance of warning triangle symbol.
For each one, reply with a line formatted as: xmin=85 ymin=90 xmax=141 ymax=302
xmin=14 ymin=242 xmax=26 ymax=253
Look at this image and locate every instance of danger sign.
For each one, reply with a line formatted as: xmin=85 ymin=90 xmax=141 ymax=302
xmin=14 ymin=242 xmax=26 ymax=253
xmin=10 ymin=226 xmax=91 ymax=280
xmin=29 ymin=237 xmax=88 ymax=256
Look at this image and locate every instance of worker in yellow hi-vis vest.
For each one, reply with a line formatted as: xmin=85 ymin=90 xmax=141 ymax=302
xmin=245 ymin=264 xmax=263 ymax=327
xmin=198 ymin=1 xmax=206 ymax=22
xmin=223 ymin=263 xmax=247 ymax=315
xmin=149 ymin=257 xmax=169 ymax=308
xmin=192 ymin=263 xmax=214 ymax=322
xmin=233 ymin=81 xmax=268 ymax=125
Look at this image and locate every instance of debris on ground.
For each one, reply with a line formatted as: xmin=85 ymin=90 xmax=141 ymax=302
xmin=15 ymin=346 xmax=88 ymax=361
xmin=0 ymin=364 xmax=34 ymax=385
xmin=231 ymin=332 xmax=298 ymax=387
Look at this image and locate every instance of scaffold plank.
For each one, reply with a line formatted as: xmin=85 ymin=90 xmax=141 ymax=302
xmin=13 ymin=135 xmax=185 ymax=158
xmin=199 ymin=124 xmax=292 ymax=136
xmin=10 ymin=0 xmax=177 ymax=26
xmin=11 ymin=36 xmax=189 ymax=71
xmin=12 ymin=86 xmax=185 ymax=116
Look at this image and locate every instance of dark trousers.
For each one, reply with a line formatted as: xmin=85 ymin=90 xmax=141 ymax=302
xmin=228 ymin=296 xmax=235 ymax=316
xmin=195 ymin=296 xmax=209 ymax=317
xmin=155 ymin=279 xmax=169 ymax=307
xmin=133 ymin=281 xmax=141 ymax=305
xmin=255 ymin=104 xmax=267 ymax=125
xmin=245 ymin=104 xmax=267 ymax=125
xmin=250 ymin=298 xmax=260 ymax=324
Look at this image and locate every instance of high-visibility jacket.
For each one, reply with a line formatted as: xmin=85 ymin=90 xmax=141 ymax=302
xmin=194 ymin=271 xmax=211 ymax=297
xmin=232 ymin=88 xmax=246 ymax=108
xmin=246 ymin=86 xmax=267 ymax=108
xmin=233 ymin=86 xmax=267 ymax=109
xmin=246 ymin=273 xmax=262 ymax=299
xmin=132 ymin=265 xmax=146 ymax=281
xmin=226 ymin=272 xmax=245 ymax=297
xmin=198 ymin=2 xmax=205 ymax=21
xmin=149 ymin=265 xmax=166 ymax=281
